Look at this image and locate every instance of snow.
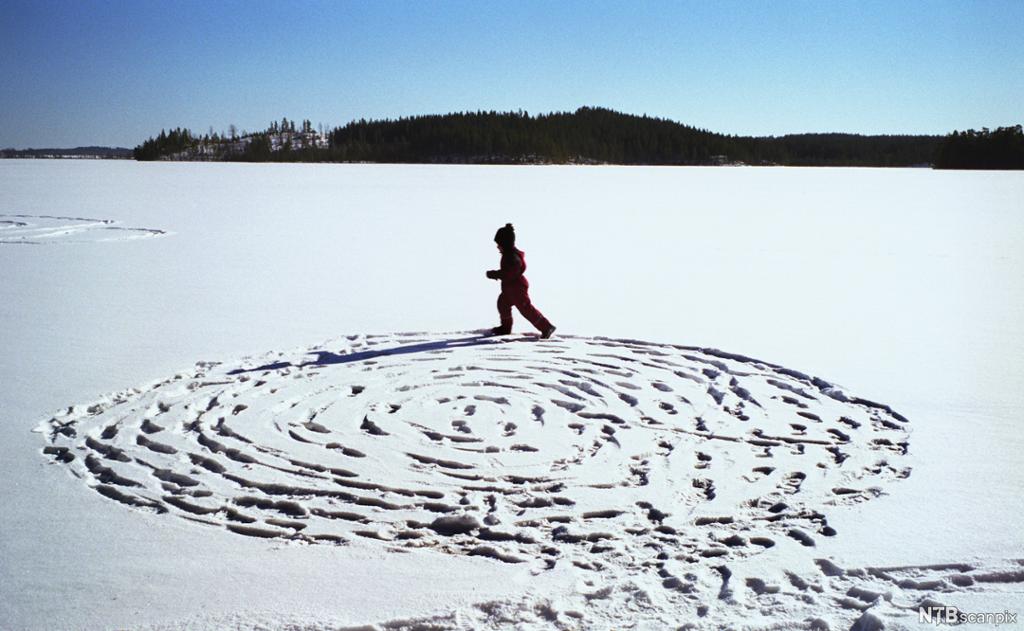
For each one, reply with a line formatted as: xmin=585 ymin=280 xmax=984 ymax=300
xmin=1 ymin=160 xmax=1022 ymax=629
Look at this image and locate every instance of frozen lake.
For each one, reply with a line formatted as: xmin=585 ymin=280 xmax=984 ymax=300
xmin=1 ymin=160 xmax=1022 ymax=629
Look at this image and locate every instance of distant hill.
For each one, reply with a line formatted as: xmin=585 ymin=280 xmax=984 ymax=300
xmin=134 ymin=108 xmax=945 ymax=167
xmin=323 ymin=109 xmax=944 ymax=167
xmin=1 ymin=146 xmax=133 ymax=159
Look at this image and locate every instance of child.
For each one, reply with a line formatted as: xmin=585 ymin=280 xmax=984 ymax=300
xmin=486 ymin=223 xmax=556 ymax=338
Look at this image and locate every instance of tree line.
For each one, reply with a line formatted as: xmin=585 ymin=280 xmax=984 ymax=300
xmin=132 ymin=107 xmax=1021 ymax=169
xmin=932 ymin=125 xmax=1023 ymax=169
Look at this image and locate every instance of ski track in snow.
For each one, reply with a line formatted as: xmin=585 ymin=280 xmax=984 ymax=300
xmin=37 ymin=332 xmax=1022 ymax=629
xmin=0 ymin=213 xmax=167 ymax=244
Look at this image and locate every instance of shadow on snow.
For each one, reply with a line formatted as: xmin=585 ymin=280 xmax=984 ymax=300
xmin=226 ymin=332 xmax=538 ymax=375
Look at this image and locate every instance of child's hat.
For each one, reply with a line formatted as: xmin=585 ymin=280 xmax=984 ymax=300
xmin=494 ymin=223 xmax=515 ymax=247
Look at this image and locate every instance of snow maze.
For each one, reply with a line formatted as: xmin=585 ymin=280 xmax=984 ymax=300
xmin=0 ymin=213 xmax=166 ymax=244
xmin=43 ymin=336 xmax=908 ymax=542
xmin=40 ymin=333 xmax=1024 ymax=626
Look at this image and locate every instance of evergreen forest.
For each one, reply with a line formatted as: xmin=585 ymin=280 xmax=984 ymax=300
xmin=132 ymin=107 xmax=1021 ymax=169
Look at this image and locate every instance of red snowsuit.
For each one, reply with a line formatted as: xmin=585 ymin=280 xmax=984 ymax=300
xmin=491 ymin=249 xmax=552 ymax=332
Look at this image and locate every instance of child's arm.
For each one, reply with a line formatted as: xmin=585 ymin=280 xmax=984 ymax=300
xmin=496 ymin=251 xmax=522 ymax=280
xmin=487 ymin=252 xmax=520 ymax=280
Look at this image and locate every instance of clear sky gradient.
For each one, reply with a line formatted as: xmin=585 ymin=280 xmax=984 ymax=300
xmin=2 ymin=0 xmax=1022 ymax=148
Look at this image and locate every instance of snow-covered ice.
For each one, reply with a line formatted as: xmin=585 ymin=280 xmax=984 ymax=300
xmin=1 ymin=160 xmax=1022 ymax=629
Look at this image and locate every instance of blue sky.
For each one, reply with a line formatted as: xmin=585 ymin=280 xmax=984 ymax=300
xmin=1 ymin=0 xmax=1022 ymax=148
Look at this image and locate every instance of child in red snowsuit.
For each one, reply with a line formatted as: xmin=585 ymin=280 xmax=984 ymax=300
xmin=486 ymin=223 xmax=556 ymax=338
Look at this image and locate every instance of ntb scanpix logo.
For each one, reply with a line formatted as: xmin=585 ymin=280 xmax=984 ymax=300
xmin=919 ymin=605 xmax=1018 ymax=625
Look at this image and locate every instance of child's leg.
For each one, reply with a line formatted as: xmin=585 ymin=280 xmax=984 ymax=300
xmin=515 ymin=293 xmax=552 ymax=332
xmin=496 ymin=292 xmax=514 ymax=330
